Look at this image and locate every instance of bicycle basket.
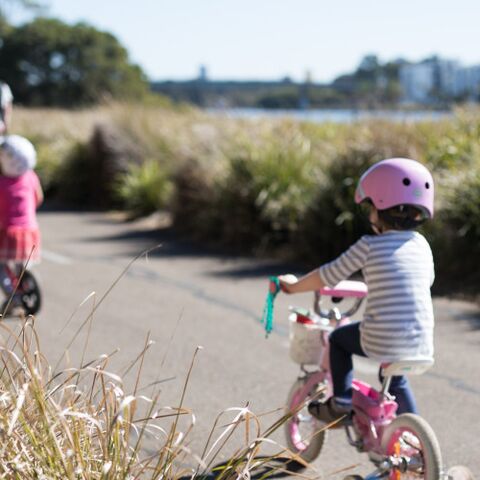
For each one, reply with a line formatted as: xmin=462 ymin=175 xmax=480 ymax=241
xmin=288 ymin=310 xmax=325 ymax=365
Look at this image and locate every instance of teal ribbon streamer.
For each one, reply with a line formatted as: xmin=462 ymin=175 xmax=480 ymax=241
xmin=261 ymin=276 xmax=281 ymax=337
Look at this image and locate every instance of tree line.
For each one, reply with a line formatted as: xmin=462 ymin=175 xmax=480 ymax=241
xmin=152 ymin=55 xmax=404 ymax=110
xmin=0 ymin=14 xmax=149 ymax=107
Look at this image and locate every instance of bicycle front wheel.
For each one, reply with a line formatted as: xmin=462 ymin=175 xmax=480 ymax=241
xmin=381 ymin=413 xmax=442 ymax=479
xmin=284 ymin=376 xmax=329 ymax=464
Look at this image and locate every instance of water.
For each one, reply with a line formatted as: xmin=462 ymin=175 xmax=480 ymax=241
xmin=207 ymin=107 xmax=452 ymax=124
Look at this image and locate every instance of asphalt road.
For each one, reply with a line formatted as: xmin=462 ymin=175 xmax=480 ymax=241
xmin=18 ymin=211 xmax=480 ymax=478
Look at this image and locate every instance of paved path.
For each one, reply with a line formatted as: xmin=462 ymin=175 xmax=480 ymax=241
xmin=22 ymin=211 xmax=480 ymax=477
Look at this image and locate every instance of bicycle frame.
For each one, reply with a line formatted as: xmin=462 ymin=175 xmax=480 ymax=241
xmin=284 ymin=280 xmax=443 ymax=478
xmin=292 ymin=311 xmax=399 ymax=455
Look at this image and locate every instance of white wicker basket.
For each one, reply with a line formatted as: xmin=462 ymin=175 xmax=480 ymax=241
xmin=288 ymin=313 xmax=325 ymax=365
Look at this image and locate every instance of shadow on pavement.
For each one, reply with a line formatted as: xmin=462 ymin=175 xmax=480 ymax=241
xmin=204 ymin=262 xmax=302 ymax=279
xmin=79 ymin=214 xmax=301 ymax=278
xmin=178 ymin=457 xmax=307 ymax=479
xmin=82 ymin=219 xmax=239 ymax=260
xmin=453 ymin=309 xmax=480 ymax=331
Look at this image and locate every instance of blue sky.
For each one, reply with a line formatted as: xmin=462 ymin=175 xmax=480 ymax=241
xmin=11 ymin=0 xmax=480 ymax=82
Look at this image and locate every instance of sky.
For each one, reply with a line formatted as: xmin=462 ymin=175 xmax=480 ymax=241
xmin=9 ymin=0 xmax=480 ymax=83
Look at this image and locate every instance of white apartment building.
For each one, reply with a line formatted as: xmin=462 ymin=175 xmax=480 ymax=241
xmin=436 ymin=59 xmax=459 ymax=96
xmin=399 ymin=58 xmax=480 ymax=103
xmin=453 ymin=65 xmax=480 ymax=98
xmin=399 ymin=63 xmax=436 ymax=103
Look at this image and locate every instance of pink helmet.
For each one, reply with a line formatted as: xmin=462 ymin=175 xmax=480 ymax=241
xmin=355 ymin=158 xmax=434 ymax=218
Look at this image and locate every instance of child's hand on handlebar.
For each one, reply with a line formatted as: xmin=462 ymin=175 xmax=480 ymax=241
xmin=278 ymin=274 xmax=298 ymax=294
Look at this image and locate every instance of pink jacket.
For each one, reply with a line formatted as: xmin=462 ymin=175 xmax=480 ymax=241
xmin=0 ymin=170 xmax=42 ymax=229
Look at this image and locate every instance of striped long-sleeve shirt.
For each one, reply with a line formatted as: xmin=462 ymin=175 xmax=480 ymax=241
xmin=319 ymin=231 xmax=434 ymax=362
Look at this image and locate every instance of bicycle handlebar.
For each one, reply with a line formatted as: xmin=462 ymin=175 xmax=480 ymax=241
xmin=262 ymin=276 xmax=367 ymax=337
xmin=313 ymin=291 xmax=365 ymax=320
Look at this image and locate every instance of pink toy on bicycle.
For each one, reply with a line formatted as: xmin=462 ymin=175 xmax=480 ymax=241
xmin=263 ymin=158 xmax=448 ymax=478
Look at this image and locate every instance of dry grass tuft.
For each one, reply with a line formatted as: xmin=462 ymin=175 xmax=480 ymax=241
xmin=0 ymin=315 xmax=311 ymax=479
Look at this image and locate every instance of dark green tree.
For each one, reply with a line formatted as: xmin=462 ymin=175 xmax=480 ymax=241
xmin=0 ymin=17 xmax=148 ymax=106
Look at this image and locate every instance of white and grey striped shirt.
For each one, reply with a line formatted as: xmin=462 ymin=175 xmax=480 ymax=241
xmin=319 ymin=231 xmax=434 ymax=362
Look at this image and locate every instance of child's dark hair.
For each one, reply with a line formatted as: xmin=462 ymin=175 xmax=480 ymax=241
xmin=378 ymin=205 xmax=427 ymax=230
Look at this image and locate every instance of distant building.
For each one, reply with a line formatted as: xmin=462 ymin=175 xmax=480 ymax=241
xmin=198 ymin=65 xmax=208 ymax=82
xmin=453 ymin=65 xmax=480 ymax=99
xmin=434 ymin=59 xmax=459 ymax=96
xmin=399 ymin=63 xmax=435 ymax=103
xmin=400 ymin=57 xmax=459 ymax=103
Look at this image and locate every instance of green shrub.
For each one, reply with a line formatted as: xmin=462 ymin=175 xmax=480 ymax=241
xmin=224 ymin=170 xmax=308 ymax=248
xmin=115 ymin=160 xmax=173 ymax=217
xmin=424 ymin=129 xmax=478 ymax=171
xmin=30 ymin=137 xmax=74 ymax=197
xmin=172 ymin=157 xmax=226 ymax=242
xmin=53 ymin=141 xmax=93 ymax=205
xmin=171 ymin=126 xmax=320 ymax=251
xmin=201 ymin=134 xmax=318 ymax=251
xmin=53 ymin=124 xmax=143 ymax=208
xmin=295 ymin=147 xmax=378 ymax=264
xmin=430 ymin=171 xmax=480 ymax=293
xmin=12 ymin=103 xmax=480 ymax=297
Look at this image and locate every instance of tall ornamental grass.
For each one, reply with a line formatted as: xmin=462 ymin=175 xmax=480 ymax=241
xmin=115 ymin=160 xmax=173 ymax=217
xmin=0 ymin=315 xmax=310 ymax=479
xmin=12 ymin=103 xmax=480 ymax=296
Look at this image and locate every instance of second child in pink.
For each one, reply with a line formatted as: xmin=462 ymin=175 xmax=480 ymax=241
xmin=0 ymin=135 xmax=43 ymax=315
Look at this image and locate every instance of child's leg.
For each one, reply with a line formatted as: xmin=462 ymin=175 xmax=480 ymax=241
xmin=0 ymin=263 xmax=14 ymax=296
xmin=0 ymin=263 xmax=23 ymax=306
xmin=379 ymin=372 xmax=418 ymax=414
xmin=329 ymin=322 xmax=367 ymax=404
xmin=308 ymin=322 xmax=368 ymax=423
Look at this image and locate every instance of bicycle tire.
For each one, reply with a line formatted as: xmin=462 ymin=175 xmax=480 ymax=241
xmin=284 ymin=376 xmax=328 ymax=464
xmin=381 ymin=413 xmax=442 ymax=479
xmin=19 ymin=270 xmax=42 ymax=315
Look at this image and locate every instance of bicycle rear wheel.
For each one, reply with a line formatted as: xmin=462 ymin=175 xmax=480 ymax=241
xmin=381 ymin=413 xmax=442 ymax=479
xmin=18 ymin=270 xmax=42 ymax=315
xmin=284 ymin=376 xmax=329 ymax=464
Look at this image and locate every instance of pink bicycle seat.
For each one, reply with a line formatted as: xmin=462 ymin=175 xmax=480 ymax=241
xmin=320 ymin=280 xmax=368 ymax=298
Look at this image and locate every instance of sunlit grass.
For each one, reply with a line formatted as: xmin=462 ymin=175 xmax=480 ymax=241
xmin=0 ymin=310 xmax=318 ymax=479
xmin=0 ymin=245 xmax=316 ymax=480
xmin=12 ymin=102 xmax=480 ymax=293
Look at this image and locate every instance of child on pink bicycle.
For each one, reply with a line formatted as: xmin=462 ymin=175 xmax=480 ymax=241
xmin=279 ymin=158 xmax=435 ymax=423
xmin=0 ymin=135 xmax=43 ymax=316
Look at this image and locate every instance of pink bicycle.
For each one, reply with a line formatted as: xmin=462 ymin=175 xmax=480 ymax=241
xmin=272 ymin=278 xmax=444 ymax=479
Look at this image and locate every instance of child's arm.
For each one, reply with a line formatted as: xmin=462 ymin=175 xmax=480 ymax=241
xmin=279 ymin=269 xmax=325 ymax=294
xmin=279 ymin=237 xmax=370 ymax=295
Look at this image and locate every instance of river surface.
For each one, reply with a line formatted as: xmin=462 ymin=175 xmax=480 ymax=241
xmin=207 ymin=107 xmax=452 ymax=123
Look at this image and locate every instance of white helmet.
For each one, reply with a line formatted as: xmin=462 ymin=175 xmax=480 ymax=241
xmin=0 ymin=135 xmax=37 ymax=177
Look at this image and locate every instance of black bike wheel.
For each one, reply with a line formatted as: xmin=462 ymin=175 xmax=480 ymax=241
xmin=19 ymin=270 xmax=42 ymax=315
